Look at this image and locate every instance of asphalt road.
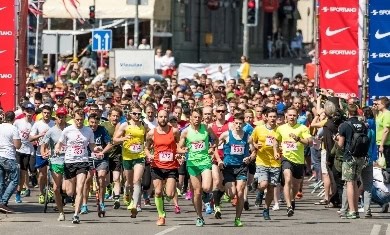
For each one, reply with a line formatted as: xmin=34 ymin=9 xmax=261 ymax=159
xmin=1 ymin=180 xmax=390 ymax=235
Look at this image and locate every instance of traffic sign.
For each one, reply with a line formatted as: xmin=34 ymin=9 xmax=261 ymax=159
xmin=92 ymin=29 xmax=112 ymax=51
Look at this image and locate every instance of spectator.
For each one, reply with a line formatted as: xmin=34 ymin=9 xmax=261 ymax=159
xmin=237 ymin=56 xmax=250 ymax=81
xmin=127 ymin=38 xmax=136 ymax=49
xmin=155 ymin=49 xmax=163 ymax=74
xmin=376 ymin=97 xmax=390 ymax=171
xmin=161 ymin=50 xmax=175 ymax=77
xmin=138 ymin=38 xmax=151 ymax=50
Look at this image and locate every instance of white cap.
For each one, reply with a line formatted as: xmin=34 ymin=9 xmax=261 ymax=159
xmin=149 ymin=78 xmax=156 ymax=85
xmin=122 ymin=83 xmax=131 ymax=91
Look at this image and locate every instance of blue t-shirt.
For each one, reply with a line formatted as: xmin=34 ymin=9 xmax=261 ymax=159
xmin=297 ymin=112 xmax=308 ymax=126
xmin=88 ymin=125 xmax=111 ymax=160
xmin=367 ymin=118 xmax=377 ymax=163
xmin=243 ymin=123 xmax=254 ymax=136
xmin=223 ymin=131 xmax=249 ymax=166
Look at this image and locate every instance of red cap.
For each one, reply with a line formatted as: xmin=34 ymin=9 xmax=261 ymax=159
xmin=56 ymin=107 xmax=68 ymax=116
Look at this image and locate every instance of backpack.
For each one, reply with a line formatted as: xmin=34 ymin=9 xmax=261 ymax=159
xmin=345 ymin=121 xmax=370 ymax=157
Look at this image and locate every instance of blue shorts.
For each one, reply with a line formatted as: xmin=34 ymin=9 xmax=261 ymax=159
xmin=35 ymin=155 xmax=49 ymax=169
xmin=223 ymin=164 xmax=248 ymax=184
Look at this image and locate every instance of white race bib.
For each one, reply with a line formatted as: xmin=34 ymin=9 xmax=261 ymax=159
xmin=72 ymin=145 xmax=85 ymax=156
xmin=265 ymin=136 xmax=274 ymax=146
xmin=130 ymin=144 xmax=143 ymax=153
xmin=191 ymin=141 xmax=206 ymax=151
xmin=231 ymin=144 xmax=245 ymax=155
xmin=283 ymin=141 xmax=298 ymax=151
xmin=159 ymin=152 xmax=174 ymax=162
xmin=50 ymin=155 xmax=64 ymax=164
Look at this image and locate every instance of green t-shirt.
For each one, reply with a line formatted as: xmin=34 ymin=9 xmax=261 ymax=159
xmin=376 ymin=110 xmax=390 ymax=145
xmin=101 ymin=121 xmax=122 ymax=158
xmin=185 ymin=124 xmax=210 ymax=166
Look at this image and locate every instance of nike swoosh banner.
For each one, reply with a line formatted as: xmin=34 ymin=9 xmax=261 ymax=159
xmin=368 ymin=0 xmax=390 ymax=100
xmin=0 ymin=0 xmax=15 ymax=111
xmin=318 ymin=0 xmax=359 ymax=97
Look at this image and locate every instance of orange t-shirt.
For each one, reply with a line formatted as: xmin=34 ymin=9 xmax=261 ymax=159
xmin=152 ymin=127 xmax=179 ymax=169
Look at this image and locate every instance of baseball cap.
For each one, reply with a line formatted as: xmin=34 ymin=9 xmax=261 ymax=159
xmin=22 ymin=102 xmax=35 ymax=110
xmin=122 ymin=83 xmax=132 ymax=91
xmin=86 ymin=97 xmax=95 ymax=104
xmin=56 ymin=107 xmax=68 ymax=116
xmin=78 ymin=92 xmax=87 ymax=99
xmin=149 ymin=78 xmax=156 ymax=85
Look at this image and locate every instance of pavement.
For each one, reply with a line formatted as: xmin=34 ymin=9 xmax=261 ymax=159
xmin=1 ymin=179 xmax=390 ymax=235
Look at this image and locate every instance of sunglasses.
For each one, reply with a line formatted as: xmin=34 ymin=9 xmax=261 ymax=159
xmin=216 ymin=110 xmax=226 ymax=113
xmin=132 ymin=112 xmax=142 ymax=116
xmin=57 ymin=115 xmax=66 ymax=119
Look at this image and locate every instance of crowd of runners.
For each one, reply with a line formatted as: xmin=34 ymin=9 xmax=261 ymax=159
xmin=0 ymin=62 xmax=390 ymax=227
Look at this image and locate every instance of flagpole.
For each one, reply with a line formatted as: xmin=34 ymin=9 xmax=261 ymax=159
xmin=361 ymin=0 xmax=369 ymax=106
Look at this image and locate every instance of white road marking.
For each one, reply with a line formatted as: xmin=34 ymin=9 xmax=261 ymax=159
xmin=370 ymin=224 xmax=381 ymax=235
xmin=386 ymin=224 xmax=390 ymax=235
xmin=155 ymin=226 xmax=181 ymax=235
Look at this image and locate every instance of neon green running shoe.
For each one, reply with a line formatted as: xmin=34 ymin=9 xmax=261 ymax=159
xmin=38 ymin=194 xmax=45 ymax=204
xmin=234 ymin=218 xmax=243 ymax=227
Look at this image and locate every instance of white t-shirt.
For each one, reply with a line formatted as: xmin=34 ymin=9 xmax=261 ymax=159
xmin=14 ymin=119 xmax=34 ymax=155
xmin=30 ymin=120 xmax=55 ymax=156
xmin=138 ymin=44 xmax=151 ymax=50
xmin=161 ymin=56 xmax=175 ymax=70
xmin=0 ymin=123 xmax=21 ymax=160
xmin=59 ymin=125 xmax=94 ymax=164
xmin=144 ymin=118 xmax=157 ymax=130
xmin=155 ymin=55 xmax=163 ymax=70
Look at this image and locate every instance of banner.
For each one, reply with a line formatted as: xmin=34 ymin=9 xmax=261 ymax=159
xmin=318 ymin=0 xmax=359 ymax=97
xmin=0 ymin=0 xmax=16 ymax=111
xmin=178 ymin=64 xmax=232 ymax=81
xmin=368 ymin=0 xmax=390 ymax=100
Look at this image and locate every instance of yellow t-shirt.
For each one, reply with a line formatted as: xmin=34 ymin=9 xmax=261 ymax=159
xmin=251 ymin=124 xmax=281 ymax=168
xmin=253 ymin=120 xmax=265 ymax=126
xmin=122 ymin=123 xmax=146 ymax=161
xmin=275 ymin=123 xmax=312 ymax=164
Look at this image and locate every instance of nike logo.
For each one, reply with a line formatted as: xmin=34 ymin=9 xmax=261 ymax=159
xmin=375 ymin=30 xmax=390 ymax=39
xmin=0 ymin=50 xmax=6 ymax=54
xmin=0 ymin=7 xmax=6 ymax=11
xmin=325 ymin=69 xmax=349 ymax=79
xmin=325 ymin=27 xmax=349 ymax=36
xmin=375 ymin=73 xmax=390 ymax=82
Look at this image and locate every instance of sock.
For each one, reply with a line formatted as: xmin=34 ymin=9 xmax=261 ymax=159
xmin=132 ymin=183 xmax=141 ymax=207
xmin=155 ymin=196 xmax=165 ymax=217
xmin=213 ymin=190 xmax=223 ymax=207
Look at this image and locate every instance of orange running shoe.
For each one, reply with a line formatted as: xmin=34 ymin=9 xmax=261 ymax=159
xmin=156 ymin=217 xmax=165 ymax=226
xmin=295 ymin=192 xmax=303 ymax=200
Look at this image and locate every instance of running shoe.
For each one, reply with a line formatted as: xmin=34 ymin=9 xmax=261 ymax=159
xmin=365 ymin=209 xmax=372 ymax=218
xmin=272 ymin=203 xmax=280 ymax=211
xmin=38 ymin=194 xmax=45 ymax=204
xmin=222 ymin=193 xmax=231 ymax=203
xmin=255 ymin=191 xmax=263 ymax=208
xmin=295 ymin=192 xmax=303 ymax=199
xmin=346 ymin=211 xmax=357 ymax=219
xmin=15 ymin=194 xmax=22 ymax=203
xmin=156 ymin=217 xmax=165 ymax=226
xmin=263 ymin=208 xmax=271 ymax=220
xmin=214 ymin=206 xmax=222 ymax=219
xmin=100 ymin=203 xmax=106 ymax=212
xmin=137 ymin=205 xmax=142 ymax=212
xmin=0 ymin=204 xmax=14 ymax=213
xmin=129 ymin=201 xmax=137 ymax=218
xmin=113 ymin=200 xmax=120 ymax=209
xmin=205 ymin=203 xmax=213 ymax=214
xmin=80 ymin=204 xmax=89 ymax=214
xmin=58 ymin=213 xmax=65 ymax=221
xmin=174 ymin=205 xmax=181 ymax=214
xmin=144 ymin=198 xmax=151 ymax=207
xmin=176 ymin=188 xmax=182 ymax=197
xmin=196 ymin=217 xmax=205 ymax=227
xmin=234 ymin=218 xmax=243 ymax=227
xmin=287 ymin=206 xmax=294 ymax=217
xmin=244 ymin=201 xmax=249 ymax=211
xmin=185 ymin=191 xmax=193 ymax=200
xmin=24 ymin=189 xmax=31 ymax=197
xmin=104 ymin=193 xmax=111 ymax=200
xmin=72 ymin=215 xmax=80 ymax=224
xmin=123 ymin=194 xmax=130 ymax=206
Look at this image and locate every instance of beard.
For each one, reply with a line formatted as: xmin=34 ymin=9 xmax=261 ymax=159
xmin=159 ymin=121 xmax=168 ymax=127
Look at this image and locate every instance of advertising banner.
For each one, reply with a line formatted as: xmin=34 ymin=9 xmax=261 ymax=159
xmin=318 ymin=0 xmax=359 ymax=97
xmin=0 ymin=0 xmax=16 ymax=111
xmin=368 ymin=0 xmax=390 ymax=100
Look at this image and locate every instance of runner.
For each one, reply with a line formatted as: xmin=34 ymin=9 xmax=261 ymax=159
xmin=144 ymin=110 xmax=183 ymax=226
xmin=29 ymin=105 xmax=55 ymax=204
xmin=274 ymin=107 xmax=312 ymax=217
xmin=14 ymin=102 xmax=36 ymax=203
xmin=101 ymin=107 xmax=122 ymax=209
xmin=251 ymin=107 xmax=281 ymax=220
xmin=178 ymin=107 xmax=218 ymax=227
xmin=210 ymin=102 xmax=229 ymax=218
xmin=55 ymin=109 xmax=104 ymax=224
xmin=41 ymin=107 xmax=69 ymax=221
xmin=113 ymin=104 xmax=148 ymax=218
xmin=216 ymin=113 xmax=255 ymax=227
xmin=80 ymin=113 xmax=113 ymax=214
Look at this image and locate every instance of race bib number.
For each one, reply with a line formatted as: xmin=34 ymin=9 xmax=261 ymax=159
xmin=192 ymin=141 xmax=206 ymax=151
xmin=159 ymin=152 xmax=174 ymax=162
xmin=265 ymin=136 xmax=274 ymax=146
xmin=72 ymin=145 xmax=85 ymax=156
xmin=283 ymin=141 xmax=298 ymax=151
xmin=130 ymin=144 xmax=143 ymax=153
xmin=231 ymin=144 xmax=245 ymax=155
